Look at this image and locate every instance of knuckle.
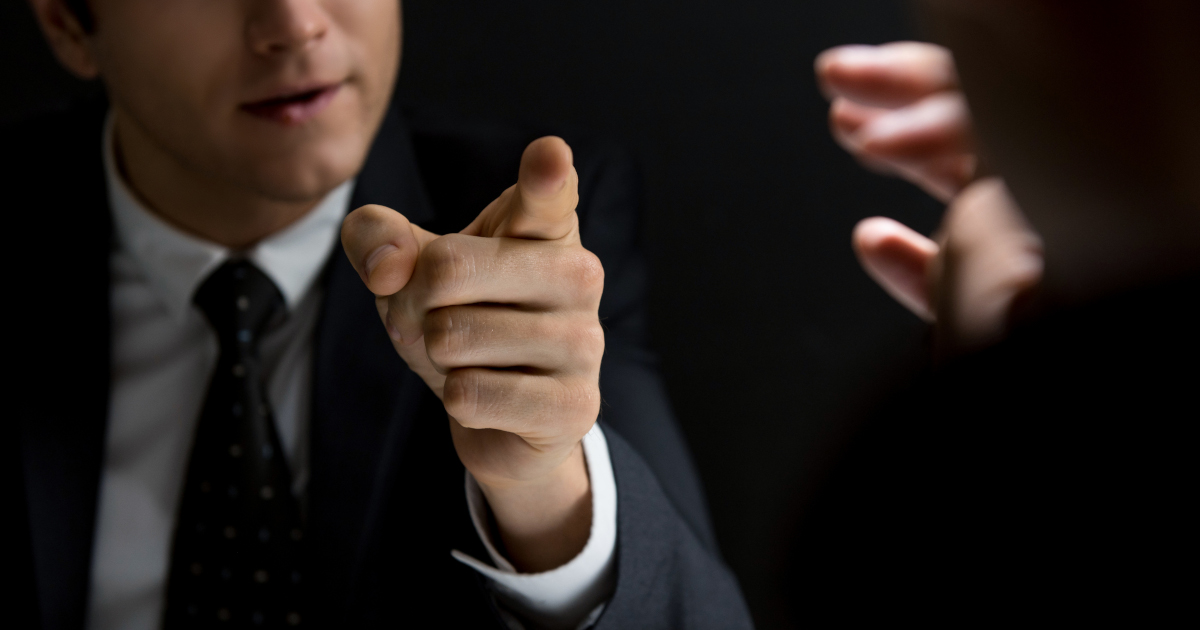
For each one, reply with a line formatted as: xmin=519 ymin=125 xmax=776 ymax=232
xmin=443 ymin=370 xmax=484 ymax=427
xmin=422 ymin=235 xmax=474 ymax=298
xmin=385 ymin=293 xmax=406 ymax=326
xmin=423 ymin=308 xmax=465 ymax=366
xmin=555 ymin=377 xmax=601 ymax=424
xmin=386 ymin=291 xmax=417 ymax=329
xmin=562 ymin=249 xmax=605 ymax=298
xmin=563 ymin=318 xmax=606 ymax=366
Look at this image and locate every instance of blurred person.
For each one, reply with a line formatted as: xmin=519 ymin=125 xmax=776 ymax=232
xmin=787 ymin=2 xmax=1198 ymax=624
xmin=6 ymin=1 xmax=752 ymax=629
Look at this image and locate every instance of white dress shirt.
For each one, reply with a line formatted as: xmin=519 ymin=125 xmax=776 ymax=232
xmin=87 ymin=115 xmax=616 ymax=630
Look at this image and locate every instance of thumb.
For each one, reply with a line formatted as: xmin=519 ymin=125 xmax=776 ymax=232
xmin=341 ymin=203 xmax=440 ymax=296
xmin=852 ymin=216 xmax=939 ymax=322
xmin=467 ymin=136 xmax=580 ymax=241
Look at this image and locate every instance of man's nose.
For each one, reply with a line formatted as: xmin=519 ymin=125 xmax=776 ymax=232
xmin=246 ymin=0 xmax=329 ymax=55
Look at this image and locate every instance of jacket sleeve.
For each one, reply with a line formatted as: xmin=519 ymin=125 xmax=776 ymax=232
xmin=596 ymin=430 xmax=753 ymax=629
xmin=573 ymin=137 xmax=753 ymax=629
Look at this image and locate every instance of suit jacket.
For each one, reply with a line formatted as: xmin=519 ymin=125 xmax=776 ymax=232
xmin=5 ymin=94 xmax=753 ymax=629
xmin=787 ymin=275 xmax=1199 ymax=624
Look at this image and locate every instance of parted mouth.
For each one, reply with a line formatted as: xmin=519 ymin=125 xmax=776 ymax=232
xmin=240 ymin=83 xmax=343 ymax=125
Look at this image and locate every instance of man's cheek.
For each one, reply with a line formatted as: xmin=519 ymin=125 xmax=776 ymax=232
xmin=335 ymin=1 xmax=402 ymax=101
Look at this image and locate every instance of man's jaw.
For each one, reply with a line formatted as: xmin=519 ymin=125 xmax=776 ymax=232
xmin=240 ymin=82 xmax=343 ymax=126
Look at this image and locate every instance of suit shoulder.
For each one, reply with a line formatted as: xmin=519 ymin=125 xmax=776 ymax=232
xmin=1 ymin=96 xmax=107 ymax=178
xmin=1 ymin=98 xmax=108 ymax=224
xmin=1 ymin=98 xmax=110 ymax=271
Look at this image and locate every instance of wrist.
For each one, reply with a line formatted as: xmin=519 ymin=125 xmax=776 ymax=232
xmin=476 ymin=442 xmax=592 ymax=573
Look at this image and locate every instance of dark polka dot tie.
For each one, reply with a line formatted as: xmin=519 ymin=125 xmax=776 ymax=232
xmin=165 ymin=260 xmax=305 ymax=628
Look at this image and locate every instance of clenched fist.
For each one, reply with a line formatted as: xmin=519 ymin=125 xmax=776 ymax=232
xmin=340 ymin=137 xmax=604 ymax=572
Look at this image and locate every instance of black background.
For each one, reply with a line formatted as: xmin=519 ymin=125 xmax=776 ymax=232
xmin=1 ymin=2 xmax=941 ymax=627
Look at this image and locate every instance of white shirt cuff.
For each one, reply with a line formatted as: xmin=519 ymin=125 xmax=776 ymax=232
xmin=451 ymin=424 xmax=618 ymax=630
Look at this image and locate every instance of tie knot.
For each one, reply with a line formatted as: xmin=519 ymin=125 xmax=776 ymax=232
xmin=193 ymin=260 xmax=284 ymax=354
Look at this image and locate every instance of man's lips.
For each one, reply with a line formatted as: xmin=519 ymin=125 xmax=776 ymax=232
xmin=240 ymin=83 xmax=342 ymax=125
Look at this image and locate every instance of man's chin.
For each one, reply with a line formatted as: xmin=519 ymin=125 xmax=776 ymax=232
xmin=218 ymin=97 xmax=380 ymax=205
xmin=235 ymin=153 xmax=364 ymax=206
xmin=252 ymin=177 xmax=351 ymax=206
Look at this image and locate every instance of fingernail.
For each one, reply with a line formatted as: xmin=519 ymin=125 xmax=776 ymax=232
xmin=364 ymin=244 xmax=397 ymax=278
xmin=385 ymin=321 xmax=403 ymax=343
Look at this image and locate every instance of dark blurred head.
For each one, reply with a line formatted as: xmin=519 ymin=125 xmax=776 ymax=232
xmin=29 ymin=0 xmax=402 ymax=203
xmin=917 ymin=0 xmax=1200 ymax=299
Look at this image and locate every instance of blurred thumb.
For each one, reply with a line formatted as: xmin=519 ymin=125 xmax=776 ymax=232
xmin=852 ymin=216 xmax=939 ymax=321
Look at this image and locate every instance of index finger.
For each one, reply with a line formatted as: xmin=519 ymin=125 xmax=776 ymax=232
xmin=466 ymin=136 xmax=581 ymax=242
xmin=816 ymin=42 xmax=958 ymax=108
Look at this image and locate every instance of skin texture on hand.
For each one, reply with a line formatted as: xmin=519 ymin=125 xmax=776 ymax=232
xmin=341 ymin=137 xmax=603 ymax=572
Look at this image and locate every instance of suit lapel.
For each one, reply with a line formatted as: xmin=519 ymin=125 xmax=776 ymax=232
xmin=307 ymin=100 xmax=437 ymax=606
xmin=19 ymin=103 xmax=113 ymax=630
xmin=17 ymin=97 xmax=439 ymax=626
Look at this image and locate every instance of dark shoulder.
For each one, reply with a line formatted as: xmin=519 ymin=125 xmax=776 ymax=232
xmin=2 ymin=95 xmax=109 ymax=252
xmin=399 ymin=100 xmax=641 ymax=237
xmin=1 ymin=95 xmax=110 ymax=256
xmin=1 ymin=97 xmax=110 ymax=367
xmin=948 ymin=274 xmax=1200 ymax=409
xmin=1 ymin=94 xmax=107 ymax=190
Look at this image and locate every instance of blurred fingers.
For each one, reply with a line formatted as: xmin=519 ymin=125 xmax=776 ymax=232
xmin=816 ymin=41 xmax=958 ymax=107
xmin=828 ymin=98 xmax=887 ymax=155
xmin=831 ymin=91 xmax=975 ymax=200
xmin=853 ymin=217 xmax=940 ymax=321
xmin=855 ymin=92 xmax=972 ymax=161
xmin=888 ymin=153 xmax=978 ymax=202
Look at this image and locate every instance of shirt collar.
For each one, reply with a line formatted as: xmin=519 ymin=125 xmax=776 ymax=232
xmin=104 ymin=112 xmax=353 ymax=321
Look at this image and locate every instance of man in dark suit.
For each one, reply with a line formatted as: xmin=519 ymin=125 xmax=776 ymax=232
xmin=9 ymin=1 xmax=752 ymax=628
xmin=792 ymin=1 xmax=1198 ymax=623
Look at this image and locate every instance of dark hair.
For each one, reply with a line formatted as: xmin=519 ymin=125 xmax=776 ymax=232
xmin=63 ymin=0 xmax=95 ymax=32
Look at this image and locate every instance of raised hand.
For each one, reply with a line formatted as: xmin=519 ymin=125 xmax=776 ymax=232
xmin=816 ymin=41 xmax=975 ymax=202
xmin=852 ymin=179 xmax=1043 ymax=355
xmin=340 ymin=137 xmax=603 ymax=572
xmin=816 ymin=43 xmax=1043 ymax=354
